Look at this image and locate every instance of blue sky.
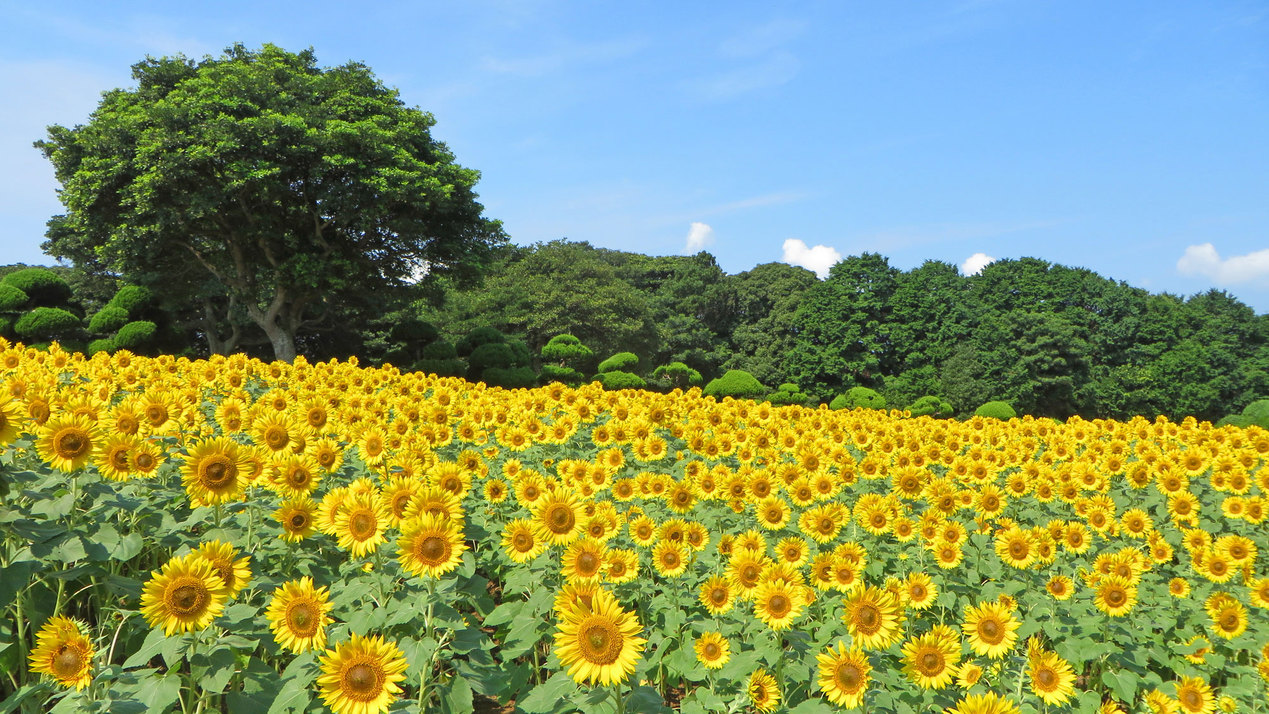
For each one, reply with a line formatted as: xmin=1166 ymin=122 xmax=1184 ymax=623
xmin=2 ymin=1 xmax=1267 ymax=312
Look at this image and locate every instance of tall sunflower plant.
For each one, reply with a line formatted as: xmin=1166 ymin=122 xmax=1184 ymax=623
xmin=1 ymin=340 xmax=1267 ymax=713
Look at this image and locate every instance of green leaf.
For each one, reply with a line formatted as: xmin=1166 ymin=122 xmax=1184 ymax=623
xmin=196 ymin=646 xmax=237 ymax=694
xmin=483 ymin=599 xmax=524 ymax=627
xmin=787 ymin=699 xmax=838 ymax=714
xmin=1101 ymin=669 xmax=1138 ymax=704
xmin=517 ymin=672 xmax=579 ymax=714
xmin=625 ymin=685 xmax=670 ymax=714
xmin=122 ymin=628 xmax=168 ymax=669
xmin=136 ymin=672 xmax=182 ymax=712
xmin=268 ymin=653 xmax=317 ymax=714
xmin=442 ymin=676 xmax=474 ymax=714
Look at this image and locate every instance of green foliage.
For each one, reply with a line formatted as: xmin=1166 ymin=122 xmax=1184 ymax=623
xmin=0 ymin=315 xmax=11 ymax=338
xmin=14 ymin=306 xmax=81 ymax=340
xmin=88 ymin=305 xmax=130 ymax=334
xmin=1 ymin=268 xmax=72 ymax=307
xmin=975 ymin=400 xmax=1017 ymax=420
xmin=908 ymin=395 xmax=955 ymax=418
xmin=388 ymin=317 xmax=439 ymax=346
xmin=703 ymin=369 xmax=766 ymax=400
xmin=650 ymin=361 xmax=703 ymax=391
xmin=87 ymin=337 xmax=117 ymax=355
xmin=114 ymin=320 xmax=157 ymax=349
xmin=766 ymin=383 xmax=810 ymax=406
xmin=0 ymin=283 xmax=29 ymax=311
xmin=1222 ymin=398 xmax=1269 ymax=429
xmin=482 ymin=366 xmax=537 ymax=389
xmin=596 ymin=370 xmax=646 ymax=391
xmin=830 ymin=386 xmax=887 ymax=411
xmin=105 ymin=284 xmax=153 ymax=315
xmin=540 ymin=334 xmax=594 ymax=366
xmin=421 ymin=340 xmax=458 ymax=360
xmin=597 ymin=351 xmax=639 ymax=374
xmin=457 ymin=327 xmax=507 ymax=357
xmin=722 ymin=263 xmax=818 ymax=388
xmin=540 ymin=364 xmax=585 ymax=387
xmin=468 ymin=342 xmax=517 ymax=378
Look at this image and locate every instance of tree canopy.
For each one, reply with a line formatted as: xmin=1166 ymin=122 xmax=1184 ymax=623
xmin=38 ymin=43 xmax=505 ymax=361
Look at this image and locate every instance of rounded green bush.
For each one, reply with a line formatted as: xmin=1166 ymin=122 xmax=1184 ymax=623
xmin=975 ymin=400 xmax=1017 ymax=420
xmin=88 ymin=306 xmax=130 ymax=334
xmin=597 ymin=352 xmax=639 ymax=374
xmin=908 ymin=395 xmax=954 ymax=418
xmin=1217 ymin=414 xmax=1252 ymax=428
xmin=105 ymin=285 xmax=154 ymax=315
xmin=2 ymin=268 xmax=72 ymax=307
xmin=1241 ymin=398 xmax=1269 ymax=429
xmin=481 ymin=366 xmax=537 ymax=389
xmin=467 ymin=342 xmax=516 ymax=378
xmin=0 ymin=315 xmax=12 ymax=338
xmin=703 ymin=369 xmax=767 ymax=400
xmin=14 ymin=307 xmax=81 ymax=340
xmin=541 ymin=334 xmax=594 ymax=363
xmin=830 ymin=387 xmax=887 ymax=411
xmin=651 ymin=362 xmax=703 ymax=389
xmin=389 ymin=318 xmax=439 ymax=346
xmin=113 ymin=320 xmax=157 ymax=349
xmin=540 ymin=364 xmax=584 ymax=386
xmin=420 ymin=340 xmax=457 ymax=360
xmin=417 ymin=357 xmax=466 ymax=378
xmin=597 ymin=370 xmax=647 ymax=391
xmin=87 ymin=338 xmax=116 ymax=355
xmin=0 ymin=283 xmax=28 ymax=311
xmin=456 ymin=326 xmax=505 ymax=356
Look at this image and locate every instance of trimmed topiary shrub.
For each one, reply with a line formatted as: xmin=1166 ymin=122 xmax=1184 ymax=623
xmin=830 ymin=387 xmax=887 ymax=411
xmin=908 ymin=395 xmax=955 ymax=418
xmin=651 ymin=362 xmax=703 ymax=391
xmin=597 ymin=352 xmax=639 ymax=374
xmin=88 ymin=306 xmax=130 ymax=334
xmin=703 ymin=370 xmax=767 ymax=400
xmin=87 ymin=338 xmax=116 ymax=355
xmin=482 ymin=366 xmax=537 ymax=389
xmin=456 ymin=326 xmax=505 ymax=356
xmin=767 ymin=383 xmax=810 ymax=406
xmin=596 ymin=370 xmax=646 ymax=391
xmin=0 ymin=283 xmax=28 ymax=311
xmin=975 ymin=400 xmax=1017 ymax=420
xmin=1243 ymin=399 xmax=1269 ymax=429
xmin=540 ymin=364 xmax=585 ymax=387
xmin=2 ymin=268 xmax=72 ymax=307
xmin=113 ymin=320 xmax=157 ymax=349
xmin=420 ymin=340 xmax=457 ymax=360
xmin=14 ymin=307 xmax=81 ymax=340
xmin=541 ymin=334 xmax=594 ymax=363
xmin=105 ymin=285 xmax=153 ymax=315
xmin=388 ymin=318 xmax=439 ymax=346
xmin=468 ymin=342 xmax=516 ymax=379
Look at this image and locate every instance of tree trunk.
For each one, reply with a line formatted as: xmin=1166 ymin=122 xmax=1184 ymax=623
xmin=245 ymin=288 xmax=297 ymax=362
xmin=263 ymin=323 xmax=297 ymax=363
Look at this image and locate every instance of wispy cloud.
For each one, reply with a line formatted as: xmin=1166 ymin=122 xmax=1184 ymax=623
xmin=478 ymin=36 xmax=647 ymax=77
xmin=684 ymin=18 xmax=805 ymax=101
xmin=782 ymin=239 xmax=841 ymax=279
xmin=1177 ymin=243 xmax=1269 ymax=285
xmin=717 ymin=18 xmax=808 ymax=58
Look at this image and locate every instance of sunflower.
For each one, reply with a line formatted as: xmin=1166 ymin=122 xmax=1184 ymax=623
xmin=1173 ymin=675 xmax=1216 ymax=714
xmin=129 ymin=439 xmax=164 ymax=477
xmin=603 ymin=549 xmax=640 ymax=585
xmin=932 ymin=541 xmax=965 ymax=570
xmin=1093 ymin=576 xmax=1137 ymax=617
xmin=140 ymin=553 xmax=230 ymax=635
xmin=94 ymin=433 xmax=139 ymax=481
xmin=274 ymin=497 xmax=318 ymax=542
xmin=502 ymin=518 xmax=545 ymax=563
xmin=651 ymin=541 xmax=689 ymax=578
xmin=1045 ymin=575 xmax=1074 ymax=601
xmin=252 ymin=413 xmax=300 ymax=454
xmin=334 ymin=493 xmax=388 ymax=559
xmin=905 ymin=573 xmax=938 ymax=610
xmin=28 ymin=616 xmax=94 ymax=689
xmin=1169 ymin=577 xmax=1191 ymax=599
xmin=269 ymin=453 xmax=322 ymax=499
xmin=560 ymin=537 xmax=608 ymax=584
xmin=817 ymin=643 xmax=870 ymax=708
xmin=728 ymin=549 xmax=771 ymax=599
xmin=553 ymin=587 xmax=647 ymax=686
xmin=180 ymin=437 xmax=246 ymax=507
xmin=946 ymin=692 xmax=1022 ymax=714
xmin=748 ymin=668 xmax=781 ymax=713
xmin=398 ymin=513 xmax=468 ymax=579
xmin=36 ymin=413 xmax=99 ymax=473
xmin=694 ymin=632 xmax=731 ymax=669
xmin=0 ymin=396 xmax=23 ymax=446
xmin=902 ymin=625 xmax=961 ymax=690
xmin=994 ymin=527 xmax=1036 ymax=569
xmin=843 ymin=586 xmax=903 ymax=651
xmin=192 ymin=540 xmax=252 ymax=599
xmin=1205 ymin=593 xmax=1247 ymax=640
xmin=532 ymin=489 xmax=584 ymax=546
xmin=1027 ymin=651 xmax=1076 ymax=705
xmin=699 ymin=575 xmax=735 ymax=615
xmin=956 ymin=661 xmax=984 ymax=689
xmin=962 ymin=601 xmax=1020 ymax=659
xmin=1248 ymin=578 xmax=1269 ymax=609
xmin=265 ymin=577 xmax=333 ymax=653
xmin=752 ymin=578 xmax=805 ymax=631
xmin=754 ymin=495 xmax=791 ymax=530
xmin=316 ymin=634 xmax=409 ymax=714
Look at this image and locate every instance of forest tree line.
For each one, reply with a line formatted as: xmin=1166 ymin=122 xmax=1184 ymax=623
xmin=3 ymin=240 xmax=1266 ymax=425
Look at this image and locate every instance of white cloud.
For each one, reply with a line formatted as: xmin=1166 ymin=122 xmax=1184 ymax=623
xmin=781 ymin=239 xmax=841 ymax=279
xmin=1177 ymin=243 xmax=1269 ymax=285
xmin=685 ymin=222 xmax=714 ymax=253
xmin=961 ymin=252 xmax=996 ymax=275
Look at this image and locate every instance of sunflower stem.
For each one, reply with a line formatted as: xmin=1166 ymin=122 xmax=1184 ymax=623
xmin=611 ymin=683 xmax=625 ymax=714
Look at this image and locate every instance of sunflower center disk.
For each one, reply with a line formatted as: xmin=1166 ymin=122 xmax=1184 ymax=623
xmin=170 ymin=582 xmax=206 ymax=615
xmin=919 ymin=651 xmax=942 ymax=674
xmin=56 ymin=430 xmax=88 ymax=457
xmin=418 ymin=536 xmax=447 ymax=564
xmin=1037 ymin=668 xmax=1057 ymax=687
xmin=836 ymin=663 xmax=862 ymax=690
xmin=53 ymin=646 xmax=83 ymax=676
xmin=856 ymin=605 xmax=879 ymax=632
xmin=980 ymin=619 xmax=1001 ymax=641
xmin=351 ymin=513 xmax=375 ymax=539
xmin=580 ymin=622 xmax=623 ymax=665
xmin=768 ymin=595 xmax=790 ymax=617
xmin=344 ymin=662 xmax=383 ymax=699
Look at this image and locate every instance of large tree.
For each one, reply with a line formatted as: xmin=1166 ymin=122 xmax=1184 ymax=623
xmin=38 ymin=43 xmax=505 ymax=361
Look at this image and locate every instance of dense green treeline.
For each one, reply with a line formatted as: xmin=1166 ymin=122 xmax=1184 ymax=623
xmin=3 ymin=242 xmax=1266 ymax=424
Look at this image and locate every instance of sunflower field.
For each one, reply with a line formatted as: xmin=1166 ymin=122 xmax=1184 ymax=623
xmin=1 ymin=342 xmax=1268 ymax=714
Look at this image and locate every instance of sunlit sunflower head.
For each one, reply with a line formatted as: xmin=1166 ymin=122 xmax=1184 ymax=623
xmin=316 ymin=633 xmax=409 ymax=714
xmin=36 ymin=412 xmax=99 ymax=473
xmin=905 ymin=573 xmax=938 ymax=610
xmin=1205 ymin=593 xmax=1247 ymax=640
xmin=274 ymin=497 xmax=318 ymax=543
xmin=265 ymin=577 xmax=333 ymax=653
xmin=333 ymin=493 xmax=389 ymax=559
xmin=192 ymin=540 xmax=252 ymax=599
xmin=531 ymin=489 xmax=584 ymax=546
xmin=28 ymin=616 xmax=94 ymax=689
xmin=843 ymin=586 xmax=903 ymax=651
xmin=694 ymin=632 xmax=731 ymax=670
xmin=560 ymin=537 xmax=608 ymax=584
xmin=747 ymin=668 xmax=781 ymax=713
xmin=699 ymin=575 xmax=735 ymax=615
xmin=179 ymin=436 xmax=246 ymax=507
xmin=728 ymin=549 xmax=772 ymax=598
xmin=252 ymin=412 xmax=301 ymax=454
xmin=1093 ymin=575 xmax=1138 ymax=618
xmin=816 ymin=642 xmax=871 ymax=708
xmin=140 ymin=552 xmax=230 ymax=636
xmin=1173 ymin=675 xmax=1216 ymax=714
xmin=1045 ymin=575 xmax=1074 ymax=601
xmin=754 ymin=495 xmax=791 ymax=530
xmin=955 ymin=661 xmax=984 ymax=689
xmin=962 ymin=601 xmax=1020 ymax=659
xmin=603 ymin=549 xmax=640 ymax=585
xmin=902 ymin=624 xmax=961 ymax=690
xmin=267 ymin=453 xmax=322 ymax=499
xmin=398 ymin=512 xmax=468 ymax=579
xmin=1027 ymin=651 xmax=1076 ymax=706
xmin=651 ymin=540 xmax=689 ymax=578
xmin=553 ymin=587 xmax=646 ymax=686
xmin=946 ymin=691 xmax=1022 ymax=714
xmin=502 ymin=518 xmax=545 ymax=564
xmin=751 ymin=578 xmax=805 ymax=631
